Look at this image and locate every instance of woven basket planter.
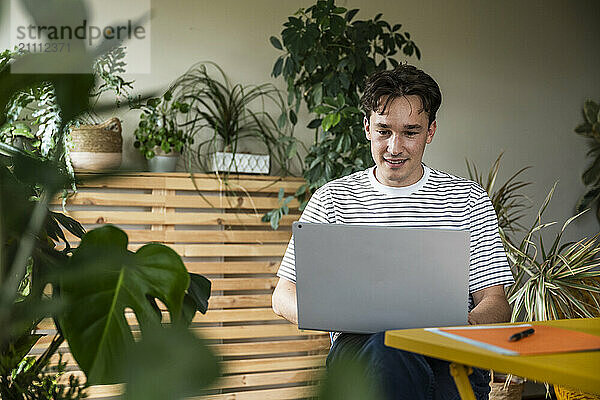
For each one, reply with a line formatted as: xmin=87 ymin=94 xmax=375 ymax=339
xmin=489 ymin=372 xmax=524 ymax=400
xmin=70 ymin=117 xmax=122 ymax=171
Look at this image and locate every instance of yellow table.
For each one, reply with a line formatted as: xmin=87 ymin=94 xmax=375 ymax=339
xmin=385 ymin=318 xmax=600 ymax=399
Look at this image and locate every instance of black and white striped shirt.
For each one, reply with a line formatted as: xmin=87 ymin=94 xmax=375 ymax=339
xmin=278 ymin=165 xmax=514 ymax=310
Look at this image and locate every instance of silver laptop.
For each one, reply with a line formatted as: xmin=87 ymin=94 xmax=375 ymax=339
xmin=293 ymin=222 xmax=470 ymax=333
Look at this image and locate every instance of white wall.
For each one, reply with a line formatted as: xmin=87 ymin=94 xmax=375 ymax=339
xmin=2 ymin=0 xmax=599 ymax=241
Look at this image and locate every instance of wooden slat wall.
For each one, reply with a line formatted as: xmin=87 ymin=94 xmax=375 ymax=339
xmin=44 ymin=172 xmax=329 ymax=399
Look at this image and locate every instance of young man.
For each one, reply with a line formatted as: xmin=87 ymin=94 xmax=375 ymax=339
xmin=272 ymin=64 xmax=514 ymax=400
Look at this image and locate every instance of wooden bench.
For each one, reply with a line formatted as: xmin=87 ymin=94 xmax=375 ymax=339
xmin=42 ymin=172 xmax=329 ymax=399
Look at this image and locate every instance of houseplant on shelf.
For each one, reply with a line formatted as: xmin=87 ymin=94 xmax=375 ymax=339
xmin=68 ymin=45 xmax=134 ymax=171
xmin=574 ymin=99 xmax=600 ymax=224
xmin=132 ymin=90 xmax=194 ymax=172
xmin=468 ymin=155 xmax=600 ymax=400
xmin=0 ymin=46 xmax=134 ymax=173
xmin=1 ymin=8 xmax=220 ymax=399
xmin=173 ymin=62 xmax=302 ymax=176
xmin=266 ymin=0 xmax=421 ymax=228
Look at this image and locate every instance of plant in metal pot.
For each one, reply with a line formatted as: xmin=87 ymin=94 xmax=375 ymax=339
xmin=173 ymin=62 xmax=302 ymax=176
xmin=132 ymin=90 xmax=194 ymax=171
xmin=574 ymin=99 xmax=600 ymax=224
xmin=1 ymin=6 xmax=219 ymax=399
xmin=266 ymin=0 xmax=422 ymax=228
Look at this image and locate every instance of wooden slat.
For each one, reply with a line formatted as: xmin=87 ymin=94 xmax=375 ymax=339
xmin=186 ymin=262 xmax=279 ymax=275
xmin=62 ymin=230 xmax=291 ymax=244
xmin=64 ymin=211 xmax=297 ymax=226
xmin=208 ymin=295 xmax=272 ymax=309
xmin=77 ymin=175 xmax=303 ymax=193
xmin=75 ymin=381 xmax=319 ymax=400
xmin=222 ymin=355 xmax=326 ymax=374
xmin=209 ymin=369 xmax=322 ymax=390
xmin=55 ymin=243 xmax=288 ymax=257
xmin=209 ymin=278 xmax=278 ymax=291
xmin=195 ymin=324 xmax=322 ymax=340
xmin=85 ymin=384 xmax=123 ymax=398
xmin=53 ymin=192 xmax=300 ymax=210
xmin=196 ymin=308 xmax=281 ymax=323
xmin=172 ymin=244 xmax=288 ymax=257
xmin=194 ymin=385 xmax=319 ymax=400
xmin=210 ymin=338 xmax=330 ymax=357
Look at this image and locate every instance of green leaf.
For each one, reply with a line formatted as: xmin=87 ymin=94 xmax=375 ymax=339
xmin=60 ymin=225 xmax=190 ymax=385
xmin=272 ymin=56 xmax=284 ymax=77
xmin=313 ymin=83 xmax=323 ymax=106
xmin=313 ymin=105 xmax=333 ymax=114
xmin=322 ymin=113 xmax=336 ymax=132
xmin=345 ymin=8 xmax=359 ymax=22
xmin=278 ymin=187 xmax=285 ymax=202
xmin=269 ymin=36 xmax=283 ymax=50
xmin=286 ymin=140 xmax=297 ymax=159
xmin=270 ymin=210 xmax=281 ymax=230
xmin=122 ymin=325 xmax=220 ymax=400
xmin=278 ymin=112 xmax=287 ymax=129
xmin=289 ymin=109 xmax=298 ymax=125
xmin=186 ymin=273 xmax=211 ymax=315
xmin=307 ymin=118 xmax=323 ymax=129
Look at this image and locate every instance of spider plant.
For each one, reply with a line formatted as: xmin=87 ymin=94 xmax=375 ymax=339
xmin=170 ymin=62 xmax=304 ymax=175
xmin=504 ymin=184 xmax=600 ymax=322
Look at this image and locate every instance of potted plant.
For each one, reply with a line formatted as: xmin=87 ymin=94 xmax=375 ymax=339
xmin=468 ymin=154 xmax=600 ymax=400
xmin=0 ymin=46 xmax=133 ymax=173
xmin=133 ymin=90 xmax=193 ymax=172
xmin=265 ymin=0 xmax=421 ymax=228
xmin=172 ymin=62 xmax=301 ymax=175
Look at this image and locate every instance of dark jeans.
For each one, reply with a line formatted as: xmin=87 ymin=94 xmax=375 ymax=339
xmin=326 ymin=332 xmax=490 ymax=400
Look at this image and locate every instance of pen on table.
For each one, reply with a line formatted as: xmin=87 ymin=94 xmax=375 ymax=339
xmin=509 ymin=328 xmax=535 ymax=342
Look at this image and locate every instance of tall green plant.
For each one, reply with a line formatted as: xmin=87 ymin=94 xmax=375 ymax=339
xmin=574 ymin=99 xmax=600 ymax=223
xmin=267 ymin=0 xmax=421 ymax=228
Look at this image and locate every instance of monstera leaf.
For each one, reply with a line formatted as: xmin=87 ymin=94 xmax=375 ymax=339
xmin=59 ymin=225 xmax=190 ymax=385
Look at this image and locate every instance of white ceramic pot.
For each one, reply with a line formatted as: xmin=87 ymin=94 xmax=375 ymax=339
xmin=209 ymin=152 xmax=270 ymax=174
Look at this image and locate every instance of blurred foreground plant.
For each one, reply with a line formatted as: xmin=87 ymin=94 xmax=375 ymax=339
xmin=1 ymin=2 xmax=219 ymax=399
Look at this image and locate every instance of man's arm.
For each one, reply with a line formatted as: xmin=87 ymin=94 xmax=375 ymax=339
xmin=468 ymin=284 xmax=511 ymax=325
xmin=272 ymin=277 xmax=298 ymax=325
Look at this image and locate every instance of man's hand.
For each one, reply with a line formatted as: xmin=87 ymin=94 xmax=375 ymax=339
xmin=468 ymin=284 xmax=511 ymax=325
xmin=272 ymin=277 xmax=298 ymax=324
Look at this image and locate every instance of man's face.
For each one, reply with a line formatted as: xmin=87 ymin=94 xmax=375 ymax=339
xmin=364 ymin=95 xmax=436 ymax=187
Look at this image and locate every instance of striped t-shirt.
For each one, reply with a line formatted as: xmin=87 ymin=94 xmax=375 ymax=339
xmin=278 ymin=164 xmax=514 ymax=314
